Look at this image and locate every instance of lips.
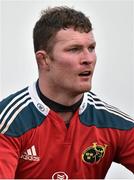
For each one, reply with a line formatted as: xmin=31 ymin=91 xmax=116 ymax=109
xmin=79 ymin=71 xmax=92 ymax=76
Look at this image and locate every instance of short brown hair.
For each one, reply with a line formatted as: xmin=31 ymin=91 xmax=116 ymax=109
xmin=33 ymin=6 xmax=92 ymax=53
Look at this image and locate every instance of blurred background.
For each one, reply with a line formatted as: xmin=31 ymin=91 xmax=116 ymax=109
xmin=0 ymin=0 xmax=134 ymax=178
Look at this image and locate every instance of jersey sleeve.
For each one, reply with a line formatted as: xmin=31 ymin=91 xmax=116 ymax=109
xmin=0 ymin=87 xmax=30 ymax=178
xmin=115 ymin=127 xmax=134 ymax=173
xmin=0 ymin=133 xmax=21 ymax=178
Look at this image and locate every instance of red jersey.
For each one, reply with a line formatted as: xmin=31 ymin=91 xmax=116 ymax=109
xmin=0 ymin=82 xmax=134 ymax=179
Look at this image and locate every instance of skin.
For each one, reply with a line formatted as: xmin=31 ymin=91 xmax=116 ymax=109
xmin=36 ymin=28 xmax=96 ymax=122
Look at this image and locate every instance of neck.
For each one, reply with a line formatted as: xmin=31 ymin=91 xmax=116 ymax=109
xmin=38 ymin=79 xmax=83 ymax=106
xmin=37 ymin=80 xmax=83 ymax=125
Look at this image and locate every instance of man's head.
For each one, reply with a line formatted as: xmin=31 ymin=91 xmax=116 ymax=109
xmin=33 ymin=6 xmax=96 ymax=100
xmin=33 ymin=6 xmax=92 ymax=54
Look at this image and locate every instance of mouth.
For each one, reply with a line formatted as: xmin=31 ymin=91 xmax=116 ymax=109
xmin=79 ymin=71 xmax=92 ymax=77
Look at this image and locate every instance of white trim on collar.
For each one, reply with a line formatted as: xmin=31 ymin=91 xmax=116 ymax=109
xmin=79 ymin=92 xmax=88 ymax=115
xmin=28 ymin=82 xmax=50 ymax=116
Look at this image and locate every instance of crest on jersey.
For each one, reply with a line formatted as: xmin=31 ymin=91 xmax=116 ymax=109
xmin=82 ymin=142 xmax=107 ymax=164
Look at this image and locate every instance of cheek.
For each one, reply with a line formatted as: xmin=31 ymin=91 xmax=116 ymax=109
xmin=52 ymin=63 xmax=74 ymax=79
xmin=57 ymin=59 xmax=76 ymax=72
xmin=50 ymin=54 xmax=78 ymax=75
xmin=94 ymin=59 xmax=97 ymax=67
xmin=93 ymin=54 xmax=97 ymax=67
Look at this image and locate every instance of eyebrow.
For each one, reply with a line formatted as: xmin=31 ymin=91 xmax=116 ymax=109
xmin=90 ymin=42 xmax=96 ymax=46
xmin=68 ymin=41 xmax=96 ymax=48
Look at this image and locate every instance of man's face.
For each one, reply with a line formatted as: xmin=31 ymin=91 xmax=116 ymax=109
xmin=47 ymin=28 xmax=96 ymax=96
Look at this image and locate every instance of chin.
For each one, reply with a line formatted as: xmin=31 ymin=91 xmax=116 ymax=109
xmin=83 ymin=86 xmax=92 ymax=92
xmin=77 ymin=85 xmax=92 ymax=94
xmin=82 ymin=82 xmax=92 ymax=91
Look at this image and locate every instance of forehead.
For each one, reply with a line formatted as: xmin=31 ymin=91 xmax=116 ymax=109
xmin=54 ymin=28 xmax=95 ymax=46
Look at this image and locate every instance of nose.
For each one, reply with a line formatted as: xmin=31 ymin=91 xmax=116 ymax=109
xmin=80 ymin=49 xmax=96 ymax=65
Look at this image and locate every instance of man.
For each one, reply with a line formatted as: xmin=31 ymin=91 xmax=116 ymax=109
xmin=0 ymin=6 xmax=134 ymax=179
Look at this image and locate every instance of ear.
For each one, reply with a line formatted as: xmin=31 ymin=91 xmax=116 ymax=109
xmin=35 ymin=50 xmax=50 ymax=68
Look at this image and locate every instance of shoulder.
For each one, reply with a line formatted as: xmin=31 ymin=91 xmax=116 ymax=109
xmin=0 ymin=87 xmax=31 ymax=121
xmin=0 ymin=85 xmax=45 ymax=137
xmin=79 ymin=91 xmax=134 ymax=130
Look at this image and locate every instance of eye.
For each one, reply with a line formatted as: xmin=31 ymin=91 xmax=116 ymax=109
xmin=88 ymin=45 xmax=95 ymax=52
xmin=68 ymin=47 xmax=82 ymax=53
